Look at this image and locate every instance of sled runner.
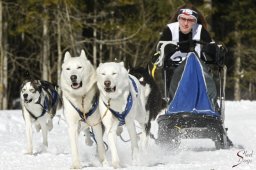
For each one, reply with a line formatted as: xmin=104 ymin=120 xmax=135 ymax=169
xmin=153 ymin=40 xmax=233 ymax=149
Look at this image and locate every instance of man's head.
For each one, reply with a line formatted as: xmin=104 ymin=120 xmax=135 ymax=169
xmin=177 ymin=8 xmax=198 ymax=34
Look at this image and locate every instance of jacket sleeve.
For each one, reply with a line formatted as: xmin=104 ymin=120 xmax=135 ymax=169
xmin=159 ymin=26 xmax=173 ymax=41
xmin=200 ymin=27 xmax=221 ymax=63
xmin=200 ymin=27 xmax=212 ymax=43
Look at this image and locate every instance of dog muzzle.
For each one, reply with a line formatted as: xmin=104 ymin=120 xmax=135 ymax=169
xmin=104 ymin=80 xmax=116 ymax=93
xmin=71 ymin=81 xmax=82 ymax=89
xmin=104 ymin=86 xmax=116 ymax=93
xmin=23 ymin=93 xmax=33 ymax=103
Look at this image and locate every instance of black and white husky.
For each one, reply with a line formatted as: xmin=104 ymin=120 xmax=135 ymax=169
xmin=20 ymin=80 xmax=62 ymax=154
xmin=129 ymin=66 xmax=164 ymax=134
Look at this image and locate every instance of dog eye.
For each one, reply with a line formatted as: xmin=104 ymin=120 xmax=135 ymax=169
xmin=112 ymin=73 xmax=117 ymax=75
xmin=77 ymin=66 xmax=82 ymax=69
xmin=29 ymin=89 xmax=35 ymax=93
xmin=101 ymin=73 xmax=106 ymax=76
xmin=66 ymin=68 xmax=70 ymax=70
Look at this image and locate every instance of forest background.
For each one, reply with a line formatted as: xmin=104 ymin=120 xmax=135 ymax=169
xmin=0 ymin=0 xmax=256 ymax=109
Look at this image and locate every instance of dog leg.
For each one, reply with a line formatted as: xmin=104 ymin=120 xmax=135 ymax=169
xmin=107 ymin=125 xmax=120 ymax=168
xmin=47 ymin=119 xmax=53 ymax=131
xmin=35 ymin=123 xmax=41 ymax=132
xmin=68 ymin=123 xmax=81 ymax=169
xmin=139 ymin=123 xmax=149 ymax=152
xmin=23 ymin=108 xmax=33 ymax=154
xmin=92 ymin=124 xmax=108 ymax=167
xmin=126 ymin=120 xmax=140 ymax=165
xmin=25 ymin=120 xmax=33 ymax=154
xmin=40 ymin=122 xmax=48 ymax=149
xmin=84 ymin=128 xmax=93 ymax=146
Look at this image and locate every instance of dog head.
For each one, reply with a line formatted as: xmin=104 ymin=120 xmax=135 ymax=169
xmin=129 ymin=67 xmax=150 ymax=86
xmin=96 ymin=62 xmax=129 ymax=99
xmin=60 ymin=50 xmax=96 ymax=94
xmin=20 ymin=80 xmax=42 ymax=104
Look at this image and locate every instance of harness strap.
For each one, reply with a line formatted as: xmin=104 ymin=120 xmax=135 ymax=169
xmin=27 ymin=96 xmax=48 ymax=120
xmin=39 ymin=88 xmax=59 ymax=117
xmin=129 ymin=76 xmax=138 ymax=94
xmin=68 ymin=95 xmax=98 ymax=122
xmin=103 ymin=76 xmax=138 ymax=126
xmin=104 ymin=92 xmax=132 ymax=126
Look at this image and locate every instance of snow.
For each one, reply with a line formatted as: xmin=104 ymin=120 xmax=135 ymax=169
xmin=0 ymin=101 xmax=255 ymax=170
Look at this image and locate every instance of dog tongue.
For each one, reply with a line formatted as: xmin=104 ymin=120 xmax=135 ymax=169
xmin=71 ymin=83 xmax=80 ymax=89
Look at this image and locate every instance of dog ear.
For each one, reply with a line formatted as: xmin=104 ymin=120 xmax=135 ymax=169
xmin=31 ymin=80 xmax=42 ymax=92
xmin=64 ymin=51 xmax=71 ymax=62
xmin=32 ymin=80 xmax=41 ymax=86
xmin=80 ymin=49 xmax=88 ymax=60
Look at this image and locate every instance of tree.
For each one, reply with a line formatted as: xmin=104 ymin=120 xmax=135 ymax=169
xmin=213 ymin=0 xmax=256 ymax=100
xmin=0 ymin=0 xmax=8 ymax=109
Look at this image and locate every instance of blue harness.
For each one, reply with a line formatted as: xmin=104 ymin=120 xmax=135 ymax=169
xmin=68 ymin=95 xmax=98 ymax=122
xmin=29 ymin=89 xmax=59 ymax=120
xmin=104 ymin=76 xmax=138 ymax=126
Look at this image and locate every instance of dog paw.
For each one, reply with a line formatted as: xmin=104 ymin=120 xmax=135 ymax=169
xmin=101 ymin=160 xmax=109 ymax=167
xmin=132 ymin=148 xmax=140 ymax=165
xmin=70 ymin=163 xmax=81 ymax=170
xmin=23 ymin=149 xmax=33 ymax=155
xmin=112 ymin=161 xmax=121 ymax=169
xmin=35 ymin=144 xmax=47 ymax=154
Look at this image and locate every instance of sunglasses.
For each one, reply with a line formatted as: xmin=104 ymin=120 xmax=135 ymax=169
xmin=179 ymin=16 xmax=196 ymax=23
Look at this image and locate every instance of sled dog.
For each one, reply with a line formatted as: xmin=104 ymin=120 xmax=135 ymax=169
xmin=20 ymin=80 xmax=61 ymax=154
xmin=129 ymin=66 xmax=164 ymax=134
xmin=60 ymin=50 xmax=107 ymax=169
xmin=96 ymin=62 xmax=148 ymax=168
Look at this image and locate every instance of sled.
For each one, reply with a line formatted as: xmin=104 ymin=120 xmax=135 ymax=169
xmin=154 ymin=40 xmax=233 ymax=150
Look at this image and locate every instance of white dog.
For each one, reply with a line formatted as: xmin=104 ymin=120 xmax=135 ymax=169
xmin=60 ymin=50 xmax=108 ymax=169
xmin=96 ymin=62 xmax=148 ymax=168
xmin=20 ymin=80 xmax=61 ymax=154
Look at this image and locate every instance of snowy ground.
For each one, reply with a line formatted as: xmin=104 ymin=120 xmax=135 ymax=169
xmin=0 ymin=101 xmax=255 ymax=170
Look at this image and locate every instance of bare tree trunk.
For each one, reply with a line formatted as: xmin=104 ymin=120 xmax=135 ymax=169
xmin=93 ymin=7 xmax=97 ymax=66
xmin=42 ymin=7 xmax=50 ymax=81
xmin=64 ymin=0 xmax=75 ymax=52
xmin=0 ymin=0 xmax=3 ymax=109
xmin=234 ymin=31 xmax=241 ymax=101
xmin=249 ymin=80 xmax=252 ymax=100
xmin=99 ymin=30 xmax=103 ymax=63
xmin=0 ymin=0 xmax=7 ymax=109
xmin=133 ymin=46 xmax=139 ymax=67
xmin=204 ymin=0 xmax=212 ymax=31
xmin=2 ymin=15 xmax=7 ymax=109
xmin=109 ymin=45 xmax=113 ymax=61
xmin=57 ymin=5 xmax=62 ymax=87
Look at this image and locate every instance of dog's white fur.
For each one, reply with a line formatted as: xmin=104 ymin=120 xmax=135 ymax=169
xmin=20 ymin=80 xmax=60 ymax=154
xmin=96 ymin=62 xmax=148 ymax=168
xmin=60 ymin=50 xmax=107 ymax=169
